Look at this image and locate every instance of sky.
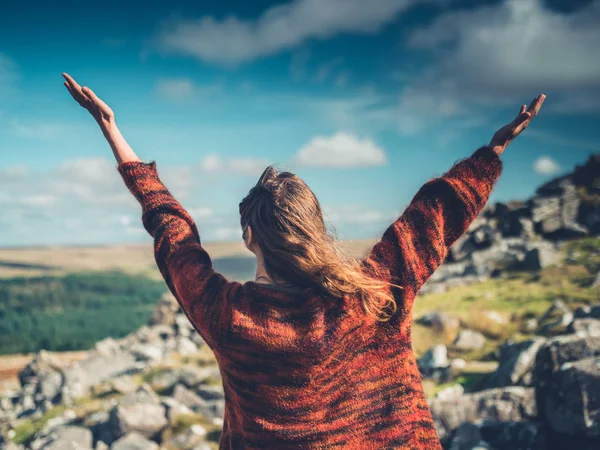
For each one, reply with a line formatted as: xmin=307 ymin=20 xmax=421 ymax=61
xmin=0 ymin=0 xmax=599 ymax=247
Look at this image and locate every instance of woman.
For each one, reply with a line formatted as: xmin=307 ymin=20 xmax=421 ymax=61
xmin=63 ymin=73 xmax=545 ymax=449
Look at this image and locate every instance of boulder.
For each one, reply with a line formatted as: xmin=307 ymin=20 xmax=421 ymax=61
xmin=162 ymin=425 xmax=208 ymax=450
xmin=418 ymin=345 xmax=451 ymax=381
xmin=149 ymin=293 xmax=179 ymax=327
xmin=484 ymin=339 xmax=546 ymax=389
xmin=416 ymin=312 xmax=461 ymax=339
xmin=568 ymin=318 xmax=600 ymax=335
xmin=109 ymin=432 xmax=158 ymax=450
xmin=179 ymin=366 xmax=220 ymax=389
xmin=172 ymin=384 xmax=212 ymax=417
xmin=175 ymin=337 xmax=198 ymax=355
xmin=175 ymin=314 xmax=195 ymax=338
xmin=521 ymin=245 xmax=561 ymax=271
xmin=30 ymin=425 xmax=92 ymax=450
xmin=453 ymin=330 xmax=486 ymax=351
xmin=429 ymin=387 xmax=536 ymax=441
xmin=530 ymin=177 xmax=588 ymax=239
xmin=539 ymin=356 xmax=600 ymax=437
xmin=537 ymin=300 xmax=574 ymax=335
xmin=148 ymin=370 xmax=181 ymax=394
xmin=107 ymin=385 xmax=168 ymax=443
xmin=533 ymin=334 xmax=600 ymax=439
xmin=448 ymin=420 xmax=547 ymax=450
xmin=574 ymin=304 xmax=600 ymax=320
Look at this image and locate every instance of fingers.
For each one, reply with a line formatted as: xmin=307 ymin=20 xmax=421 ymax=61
xmin=82 ymin=86 xmax=112 ymax=115
xmin=527 ymin=94 xmax=546 ymax=117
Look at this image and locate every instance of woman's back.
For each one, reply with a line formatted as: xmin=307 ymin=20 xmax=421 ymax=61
xmin=215 ymin=282 xmax=437 ymax=449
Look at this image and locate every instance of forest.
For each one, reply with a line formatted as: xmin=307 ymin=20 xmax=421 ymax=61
xmin=0 ymin=272 xmax=166 ymax=354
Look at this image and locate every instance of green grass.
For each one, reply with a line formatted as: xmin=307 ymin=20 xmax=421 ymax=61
xmin=411 ymin=237 xmax=599 ymax=358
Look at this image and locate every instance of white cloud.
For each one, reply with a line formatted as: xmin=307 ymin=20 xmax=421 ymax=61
xmin=154 ymin=0 xmax=430 ymax=65
xmin=533 ymin=156 xmax=561 ymax=175
xmin=199 ymin=154 xmax=269 ymax=176
xmin=324 ymin=205 xmax=393 ymax=224
xmin=213 ymin=227 xmax=243 ymax=241
xmin=408 ymin=0 xmax=600 ymax=100
xmin=315 ymin=57 xmax=344 ymax=84
xmin=294 ymin=132 xmax=387 ymax=168
xmin=8 ymin=119 xmax=68 ymax=140
xmin=156 ymin=78 xmax=195 ymax=101
xmin=0 ymin=53 xmax=18 ymax=98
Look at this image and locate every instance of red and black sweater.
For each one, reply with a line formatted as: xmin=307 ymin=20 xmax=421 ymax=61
xmin=118 ymin=146 xmax=503 ymax=449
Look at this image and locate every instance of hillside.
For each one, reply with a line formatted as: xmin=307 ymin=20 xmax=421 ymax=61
xmin=0 ymin=153 xmax=599 ymax=450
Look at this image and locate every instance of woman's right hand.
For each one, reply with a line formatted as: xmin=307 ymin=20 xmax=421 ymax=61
xmin=62 ymin=73 xmax=115 ymax=133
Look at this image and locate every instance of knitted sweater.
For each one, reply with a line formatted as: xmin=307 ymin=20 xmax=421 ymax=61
xmin=118 ymin=146 xmax=503 ymax=449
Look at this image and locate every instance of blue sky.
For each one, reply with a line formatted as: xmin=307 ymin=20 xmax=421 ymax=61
xmin=0 ymin=0 xmax=599 ymax=247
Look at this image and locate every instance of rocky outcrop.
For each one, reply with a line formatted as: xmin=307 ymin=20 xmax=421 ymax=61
xmin=484 ymin=339 xmax=546 ymax=389
xmin=430 ymin=320 xmax=600 ymax=450
xmin=429 ymin=386 xmax=537 ymax=441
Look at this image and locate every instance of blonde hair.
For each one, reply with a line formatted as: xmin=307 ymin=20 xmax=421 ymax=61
xmin=239 ymin=166 xmax=399 ymax=322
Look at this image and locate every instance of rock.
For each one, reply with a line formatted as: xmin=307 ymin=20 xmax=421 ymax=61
xmin=107 ymin=385 xmax=168 ymax=443
xmin=179 ymin=367 xmax=219 ymax=389
xmin=568 ymin=318 xmax=600 ymax=335
xmin=17 ymin=351 xmax=65 ymax=410
xmin=449 ymin=420 xmax=547 ymax=450
xmin=429 ymin=387 xmax=536 ymax=441
xmin=448 ymin=422 xmax=490 ymax=450
xmin=129 ymin=344 xmax=163 ymax=362
xmin=484 ymin=338 xmax=546 ymax=389
xmin=539 ymin=356 xmax=600 ymax=437
xmin=418 ymin=345 xmax=451 ymax=381
xmin=522 ymin=318 xmax=539 ymax=333
xmin=31 ymin=425 xmax=93 ymax=450
xmin=111 ymin=376 xmax=138 ymax=395
xmin=530 ymin=177 xmax=588 ymax=239
xmin=172 ymin=384 xmax=217 ymax=420
xmin=61 ymin=349 xmax=138 ymax=404
xmin=175 ymin=337 xmax=198 ymax=355
xmin=449 ymin=358 xmax=467 ymax=375
xmin=449 ymin=234 xmax=476 ymax=262
xmin=149 ymin=370 xmax=181 ymax=394
xmin=175 ymin=314 xmax=195 ymax=338
xmin=161 ymin=397 xmax=194 ymax=425
xmin=574 ymin=304 xmax=600 ymax=320
xmin=432 ymin=384 xmax=464 ymax=403
xmin=537 ymin=300 xmax=574 ymax=335
xmin=416 ymin=313 xmax=461 ymax=339
xmin=149 ymin=293 xmax=179 ymax=326
xmin=195 ymin=385 xmax=225 ymax=401
xmin=109 ymin=432 xmax=158 ymax=450
xmin=419 ymin=345 xmax=449 ymax=370
xmin=162 ymin=425 xmax=208 ymax=449
xmin=95 ymin=442 xmax=109 ymax=450
xmin=521 ymin=245 xmax=561 ymax=271
xmin=453 ymin=330 xmax=486 ymax=351
xmin=533 ymin=334 xmax=600 ymax=438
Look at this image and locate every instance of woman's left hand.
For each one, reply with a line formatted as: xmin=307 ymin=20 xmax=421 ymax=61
xmin=62 ymin=73 xmax=115 ymax=133
xmin=489 ymin=94 xmax=546 ymax=156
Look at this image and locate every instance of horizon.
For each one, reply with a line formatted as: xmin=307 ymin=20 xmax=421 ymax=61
xmin=1 ymin=0 xmax=599 ymax=247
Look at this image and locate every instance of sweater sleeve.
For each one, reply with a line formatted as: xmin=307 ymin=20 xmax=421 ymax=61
xmin=118 ymin=161 xmax=232 ymax=348
xmin=364 ymin=146 xmax=503 ymax=319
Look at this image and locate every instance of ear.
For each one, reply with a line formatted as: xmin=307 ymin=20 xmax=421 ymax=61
xmin=244 ymin=226 xmax=254 ymax=252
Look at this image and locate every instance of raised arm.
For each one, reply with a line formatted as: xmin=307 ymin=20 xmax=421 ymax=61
xmin=365 ymin=95 xmax=546 ymax=321
xmin=62 ymin=73 xmax=233 ymax=348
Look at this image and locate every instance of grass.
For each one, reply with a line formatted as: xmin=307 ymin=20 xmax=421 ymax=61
xmin=411 ymin=237 xmax=599 ymax=358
